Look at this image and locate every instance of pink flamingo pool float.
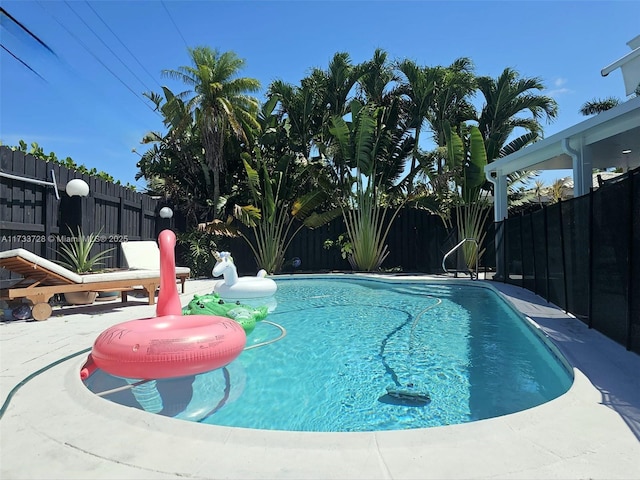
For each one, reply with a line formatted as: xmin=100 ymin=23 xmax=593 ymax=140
xmin=81 ymin=230 xmax=246 ymax=380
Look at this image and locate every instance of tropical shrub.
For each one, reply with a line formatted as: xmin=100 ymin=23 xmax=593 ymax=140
xmin=55 ymin=227 xmax=115 ymax=274
xmin=205 ymin=151 xmax=328 ymax=274
xmin=176 ymin=229 xmax=220 ymax=278
xmin=324 ymin=100 xmax=411 ymax=271
xmin=445 ymin=123 xmax=490 ymax=270
xmin=200 ymin=96 xmax=333 ymax=274
xmin=5 ymin=140 xmax=134 ymax=188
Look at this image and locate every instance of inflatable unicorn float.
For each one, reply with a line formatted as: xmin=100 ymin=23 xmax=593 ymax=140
xmin=212 ymin=251 xmax=277 ymax=299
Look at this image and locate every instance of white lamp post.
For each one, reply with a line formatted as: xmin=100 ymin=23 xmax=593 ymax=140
xmin=65 ymin=179 xmax=90 ymax=197
xmin=159 ymin=206 xmax=173 ymax=219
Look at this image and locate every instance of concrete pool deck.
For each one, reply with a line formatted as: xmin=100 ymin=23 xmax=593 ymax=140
xmin=1 ymin=276 xmax=639 ymax=479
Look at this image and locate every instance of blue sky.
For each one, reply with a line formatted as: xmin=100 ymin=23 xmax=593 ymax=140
xmin=1 ymin=1 xmax=638 ymax=190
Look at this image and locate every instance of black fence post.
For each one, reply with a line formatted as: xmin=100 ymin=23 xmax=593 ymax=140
xmin=116 ymin=196 xmax=124 ymax=266
xmin=81 ymin=173 xmax=93 ymax=235
xmin=544 ymin=206 xmax=550 ymax=302
xmin=519 ymin=214 xmax=525 ymax=289
xmin=59 ymin=197 xmax=82 ymax=236
xmin=530 ymin=213 xmax=537 ymax=296
xmin=588 ymin=187 xmax=594 ymax=329
xmin=626 ymin=172 xmax=634 ymax=351
xmin=558 ymin=199 xmax=568 ymax=313
xmin=501 ymin=220 xmax=507 ymax=283
xmin=43 ymin=172 xmax=54 ymax=258
xmin=139 ymin=198 xmax=144 ymax=240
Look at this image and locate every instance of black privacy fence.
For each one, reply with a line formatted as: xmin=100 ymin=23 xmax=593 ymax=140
xmin=495 ymin=167 xmax=640 ymax=354
xmin=3 ymin=147 xmax=503 ymax=287
xmin=222 ymin=208 xmax=496 ymax=276
xmin=0 ymin=147 xmax=162 ymax=285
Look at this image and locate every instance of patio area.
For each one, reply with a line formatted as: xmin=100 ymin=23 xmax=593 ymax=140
xmin=1 ymin=276 xmax=639 ymax=479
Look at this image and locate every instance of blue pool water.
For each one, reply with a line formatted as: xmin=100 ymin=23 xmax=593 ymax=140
xmin=85 ymin=277 xmax=573 ymax=432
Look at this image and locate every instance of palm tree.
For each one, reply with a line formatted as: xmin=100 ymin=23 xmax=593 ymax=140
xmin=428 ymin=57 xmax=477 ymax=149
xmin=579 ymin=83 xmax=640 ymax=116
xmin=267 ymin=52 xmax=360 ymax=161
xmin=305 ymin=52 xmax=360 ymax=150
xmin=162 ymin=47 xmax=261 ymax=217
xmin=548 ymin=177 xmax=570 ymax=204
xmin=418 ymin=58 xmax=477 ymax=197
xmin=138 ymin=89 xmax=217 ymax=224
xmin=579 ymin=97 xmax=620 ymax=115
xmin=317 ymin=52 xmax=358 ymax=119
xmin=533 ymin=179 xmax=545 ymax=208
xmin=201 ymin=99 xmax=332 ymax=273
xmin=354 ymin=48 xmax=399 ymax=106
xmin=267 ymin=80 xmax=321 ymax=160
xmin=477 ymin=67 xmax=558 ymax=162
xmin=396 ymin=60 xmax=438 ymax=186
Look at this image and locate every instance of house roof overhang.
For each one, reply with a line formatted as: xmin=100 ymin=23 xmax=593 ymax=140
xmin=601 ymin=34 xmax=640 ymax=96
xmin=485 ymin=95 xmax=640 ymax=178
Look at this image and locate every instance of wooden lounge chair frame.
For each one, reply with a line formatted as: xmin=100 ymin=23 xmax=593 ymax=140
xmin=1 ymin=249 xmax=162 ymax=321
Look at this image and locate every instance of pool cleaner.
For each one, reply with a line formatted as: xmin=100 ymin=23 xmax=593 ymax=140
xmin=379 ymin=383 xmax=431 ymax=407
xmin=377 ymin=297 xmax=441 ymax=407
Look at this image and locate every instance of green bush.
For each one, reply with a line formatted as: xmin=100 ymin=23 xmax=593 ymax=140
xmin=176 ymin=230 xmax=220 ymax=278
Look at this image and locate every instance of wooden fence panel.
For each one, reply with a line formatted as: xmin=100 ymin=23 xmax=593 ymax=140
xmin=2 ymin=146 xmax=497 ymax=285
xmin=1 ymin=149 xmax=52 ymax=257
xmin=224 ymin=209 xmax=458 ymax=275
xmin=1 ymin=147 xmax=161 ymax=285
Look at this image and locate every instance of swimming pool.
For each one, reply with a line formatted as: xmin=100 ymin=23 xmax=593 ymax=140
xmin=84 ymin=277 xmax=573 ymax=432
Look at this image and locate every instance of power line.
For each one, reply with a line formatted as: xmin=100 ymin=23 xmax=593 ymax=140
xmin=0 ymin=7 xmax=57 ymax=56
xmin=64 ymin=1 xmax=155 ymax=95
xmin=161 ymin=1 xmax=189 ymax=50
xmin=83 ymin=1 xmax=162 ymax=91
xmin=0 ymin=6 xmax=52 ymax=81
xmin=36 ymin=1 xmax=159 ymax=115
xmin=0 ymin=43 xmax=46 ymax=81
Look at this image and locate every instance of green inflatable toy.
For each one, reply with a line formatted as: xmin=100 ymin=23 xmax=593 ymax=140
xmin=182 ymin=293 xmax=268 ymax=335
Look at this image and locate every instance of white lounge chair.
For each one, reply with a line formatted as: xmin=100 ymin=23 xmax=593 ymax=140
xmin=0 ymin=249 xmax=163 ymax=320
xmin=120 ymin=241 xmax=190 ymax=293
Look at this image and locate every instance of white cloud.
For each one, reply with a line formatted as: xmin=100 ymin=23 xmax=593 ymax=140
xmin=546 ymin=87 xmax=572 ymax=98
xmin=554 ymin=78 xmax=568 ymax=88
xmin=545 ymin=77 xmax=572 ymax=98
